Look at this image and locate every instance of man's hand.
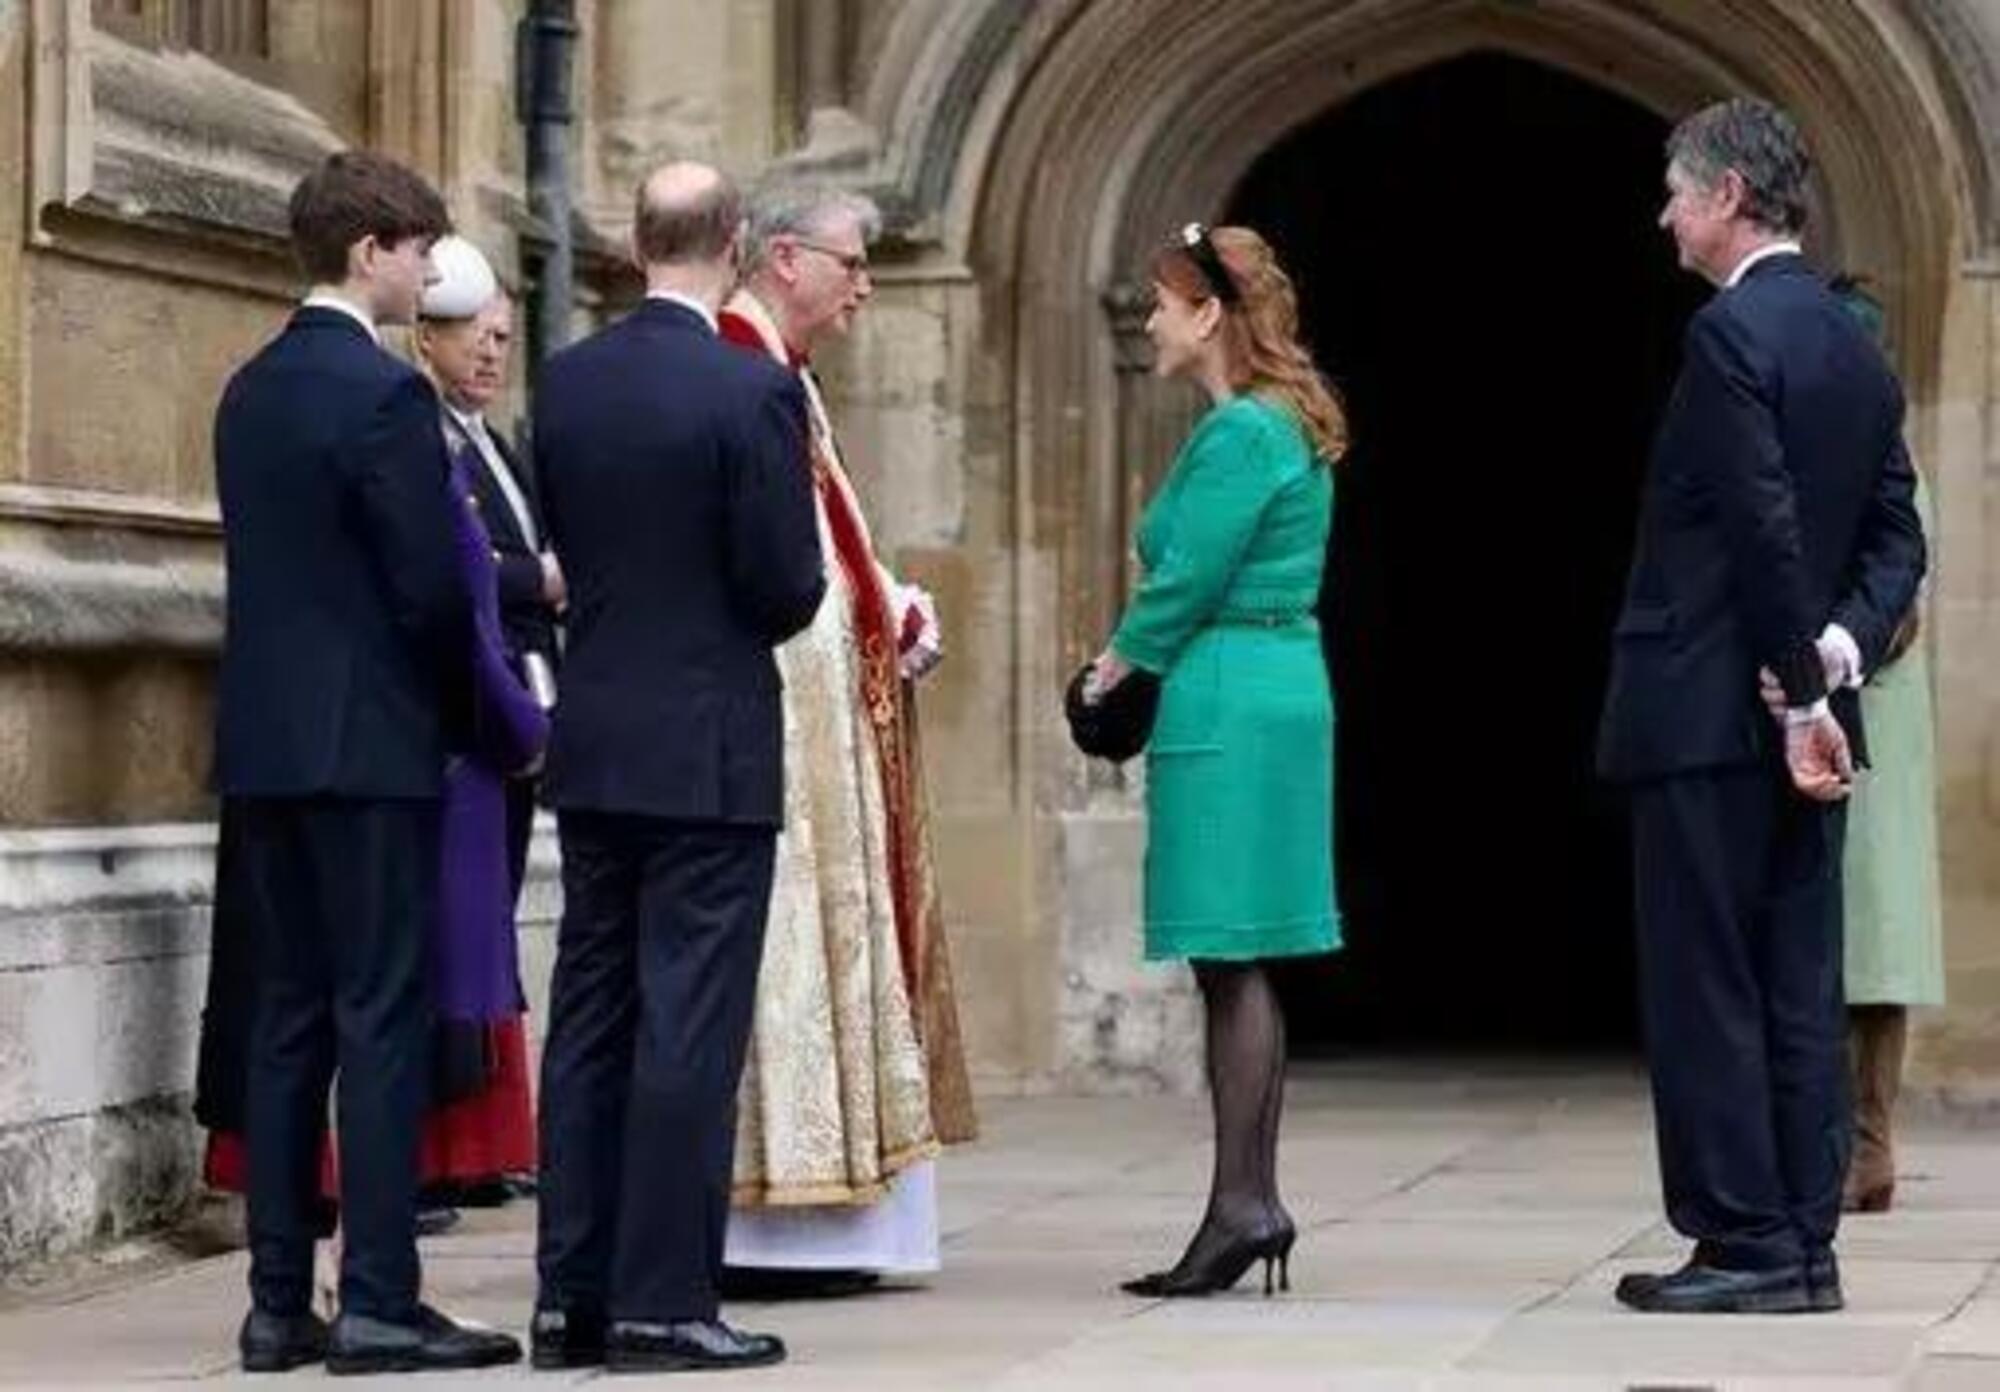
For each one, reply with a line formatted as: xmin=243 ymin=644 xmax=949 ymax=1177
xmin=539 ymin=552 xmax=567 ymax=611
xmin=1759 ymin=630 xmax=1858 ymax=721
xmin=1784 ymin=710 xmax=1854 ymax=802
xmin=896 ymin=584 xmax=944 ymax=681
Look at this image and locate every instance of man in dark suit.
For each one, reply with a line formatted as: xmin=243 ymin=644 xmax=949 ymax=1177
xmin=215 ymin=151 xmax=520 ymax=1373
xmin=414 ymin=236 xmax=562 ymax=906
xmin=1600 ymin=100 xmax=1926 ymax=1315
xmin=530 ymin=162 xmax=825 ymax=1374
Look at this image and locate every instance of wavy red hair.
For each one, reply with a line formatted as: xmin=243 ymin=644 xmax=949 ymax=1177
xmin=1151 ymin=226 xmax=1348 ymax=463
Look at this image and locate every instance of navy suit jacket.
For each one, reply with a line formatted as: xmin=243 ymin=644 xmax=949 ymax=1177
xmin=1598 ymin=253 xmax=1926 ymax=783
xmin=536 ymin=298 xmax=825 ymax=826
xmin=213 ymin=306 xmax=475 ymax=798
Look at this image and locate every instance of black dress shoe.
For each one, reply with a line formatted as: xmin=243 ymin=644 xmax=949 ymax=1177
xmin=530 ymin=1307 xmax=607 ymax=1371
xmin=239 ymin=1308 xmax=330 ymax=1373
xmin=718 ymin=1265 xmax=881 ymax=1301
xmin=605 ymin=1318 xmax=786 ymax=1373
xmin=423 ymin=1178 xmax=513 ymax=1210
xmin=1614 ymin=1260 xmax=1810 ymax=1314
xmin=1805 ymin=1248 xmax=1844 ymax=1312
xmin=326 ymin=1304 xmax=521 ymax=1375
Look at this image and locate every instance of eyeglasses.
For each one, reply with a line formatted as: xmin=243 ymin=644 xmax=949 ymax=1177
xmin=1178 ymin=222 xmax=1239 ymax=306
xmin=789 ymin=238 xmax=872 ymax=280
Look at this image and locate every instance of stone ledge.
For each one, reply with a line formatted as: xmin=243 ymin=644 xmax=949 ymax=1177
xmin=0 ymin=823 xmax=217 ymax=923
xmin=72 ymin=28 xmax=338 ymax=249
xmin=0 ymin=551 xmax=222 ymax=654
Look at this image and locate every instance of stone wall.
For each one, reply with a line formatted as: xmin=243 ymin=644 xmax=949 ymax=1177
xmin=0 ymin=826 xmax=212 ymax=1265
xmin=0 ymin=820 xmax=565 ymax=1269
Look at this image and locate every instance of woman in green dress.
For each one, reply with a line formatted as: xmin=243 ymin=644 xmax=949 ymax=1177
xmin=1085 ymin=224 xmax=1344 ymax=1297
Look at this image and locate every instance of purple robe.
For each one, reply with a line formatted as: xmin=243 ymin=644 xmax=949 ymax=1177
xmin=436 ymin=446 xmax=549 ymax=1023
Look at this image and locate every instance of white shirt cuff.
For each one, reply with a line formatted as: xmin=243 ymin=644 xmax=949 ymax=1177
xmin=1784 ymin=698 xmax=1832 ymax=727
xmin=1820 ymin=623 xmax=1863 ymax=688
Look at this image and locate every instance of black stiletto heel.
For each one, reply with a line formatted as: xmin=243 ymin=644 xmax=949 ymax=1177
xmin=1120 ymin=1223 xmax=1295 ymax=1298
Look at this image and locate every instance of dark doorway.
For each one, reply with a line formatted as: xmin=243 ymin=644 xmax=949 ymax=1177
xmin=1228 ymin=53 xmax=1707 ymax=1051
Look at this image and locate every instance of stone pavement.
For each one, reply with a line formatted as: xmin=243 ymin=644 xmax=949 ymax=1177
xmin=5 ymin=1059 xmax=2000 ymax=1389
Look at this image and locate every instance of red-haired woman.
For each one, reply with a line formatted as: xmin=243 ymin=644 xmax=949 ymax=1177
xmin=1086 ymin=224 xmax=1345 ymax=1297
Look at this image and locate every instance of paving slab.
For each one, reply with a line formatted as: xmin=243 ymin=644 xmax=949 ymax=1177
xmin=0 ymin=1060 xmax=1996 ymax=1388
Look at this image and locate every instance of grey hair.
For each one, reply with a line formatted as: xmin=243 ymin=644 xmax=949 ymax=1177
xmin=1667 ymin=98 xmax=1812 ymax=235
xmin=741 ymin=182 xmax=882 ymax=275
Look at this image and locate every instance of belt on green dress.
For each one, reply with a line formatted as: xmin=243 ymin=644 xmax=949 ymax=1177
xmin=1212 ymin=608 xmax=1317 ymax=628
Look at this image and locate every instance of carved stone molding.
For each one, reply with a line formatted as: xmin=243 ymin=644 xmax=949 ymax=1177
xmin=0 ymin=548 xmax=222 ymax=654
xmin=29 ymin=0 xmax=341 ymax=273
xmin=768 ymin=0 xmax=1036 ymax=243
xmin=0 ymin=821 xmax=216 ymax=920
xmin=1101 ymin=280 xmax=1153 ymax=376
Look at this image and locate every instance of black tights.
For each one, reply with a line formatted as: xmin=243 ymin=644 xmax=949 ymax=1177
xmin=1162 ymin=960 xmax=1292 ymax=1275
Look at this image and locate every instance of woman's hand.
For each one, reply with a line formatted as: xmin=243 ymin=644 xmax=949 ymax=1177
xmin=1083 ymin=650 xmax=1133 ymax=705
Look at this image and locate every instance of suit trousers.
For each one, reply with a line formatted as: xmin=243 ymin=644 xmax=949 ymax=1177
xmin=535 ymin=811 xmax=775 ymax=1323
xmin=237 ymin=795 xmax=438 ymax=1320
xmin=1631 ymin=763 xmax=1850 ymax=1271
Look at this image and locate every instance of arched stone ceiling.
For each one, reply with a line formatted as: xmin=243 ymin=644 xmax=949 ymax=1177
xmin=839 ymin=0 xmax=1992 ymax=400
xmin=847 ymin=2 xmax=1996 ymax=286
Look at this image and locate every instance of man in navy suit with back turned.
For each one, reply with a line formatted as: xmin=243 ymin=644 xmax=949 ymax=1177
xmin=214 ymin=150 xmax=520 ymax=1374
xmin=530 ymin=162 xmax=825 ymax=1374
xmin=1600 ymin=100 xmax=1926 ymax=1315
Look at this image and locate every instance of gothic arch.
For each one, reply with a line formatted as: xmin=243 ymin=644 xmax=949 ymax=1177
xmin=828 ymin=0 xmax=2000 ymax=1086
xmin=867 ymin=0 xmax=1995 ymax=689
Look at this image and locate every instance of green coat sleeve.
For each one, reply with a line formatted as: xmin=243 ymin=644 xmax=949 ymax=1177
xmin=1111 ymin=408 xmax=1281 ymax=674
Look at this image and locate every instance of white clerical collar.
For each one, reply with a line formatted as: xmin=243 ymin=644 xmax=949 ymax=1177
xmin=301 ymin=290 xmax=380 ymax=343
xmin=1724 ymin=240 xmax=1804 ymax=288
xmin=645 ymin=289 xmax=719 ymax=333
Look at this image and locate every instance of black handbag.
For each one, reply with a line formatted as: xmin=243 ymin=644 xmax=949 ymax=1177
xmin=1063 ymin=661 xmax=1161 ymax=763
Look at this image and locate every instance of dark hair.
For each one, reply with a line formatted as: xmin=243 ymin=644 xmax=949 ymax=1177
xmin=1151 ymin=226 xmax=1349 ymax=463
xmin=287 ymin=150 xmax=450 ymax=284
xmin=1666 ymin=98 xmax=1811 ymax=235
xmin=634 ymin=172 xmax=743 ymax=266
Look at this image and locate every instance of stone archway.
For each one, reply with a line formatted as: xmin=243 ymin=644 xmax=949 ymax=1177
xmin=813 ymin=0 xmax=2000 ymax=1092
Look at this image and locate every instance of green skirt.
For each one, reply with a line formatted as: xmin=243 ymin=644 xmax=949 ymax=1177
xmin=1142 ymin=622 xmax=1340 ymax=962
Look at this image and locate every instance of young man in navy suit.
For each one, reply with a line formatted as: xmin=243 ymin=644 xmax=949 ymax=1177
xmin=1600 ymin=100 xmax=1926 ymax=1314
xmin=530 ymin=163 xmax=825 ymax=1374
xmin=214 ymin=151 xmax=519 ymax=1373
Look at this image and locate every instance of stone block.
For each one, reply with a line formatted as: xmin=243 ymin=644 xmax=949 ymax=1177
xmin=0 ymin=963 xmax=101 ymax=1128
xmin=0 ymin=1112 xmax=97 ymax=1267
xmin=88 ymin=1096 xmax=201 ymax=1246
xmin=0 ymin=1100 xmax=199 ymax=1271
xmin=95 ymin=947 xmax=204 ymax=1111
xmin=1053 ymin=806 xmax=1202 ymax=1094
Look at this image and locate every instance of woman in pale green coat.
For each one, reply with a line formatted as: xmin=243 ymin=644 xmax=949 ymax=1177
xmin=1085 ymin=224 xmax=1342 ymax=1298
xmin=1841 ymin=471 xmax=1943 ymax=1211
xmin=1828 ymin=278 xmax=1944 ymax=1214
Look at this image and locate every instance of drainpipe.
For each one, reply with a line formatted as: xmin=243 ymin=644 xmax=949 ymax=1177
xmin=517 ymin=0 xmax=579 ymax=369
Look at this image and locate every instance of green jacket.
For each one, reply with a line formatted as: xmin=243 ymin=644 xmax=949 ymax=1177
xmin=1844 ymin=473 xmax=1944 ymax=1005
xmin=1111 ymin=394 xmax=1338 ymax=961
